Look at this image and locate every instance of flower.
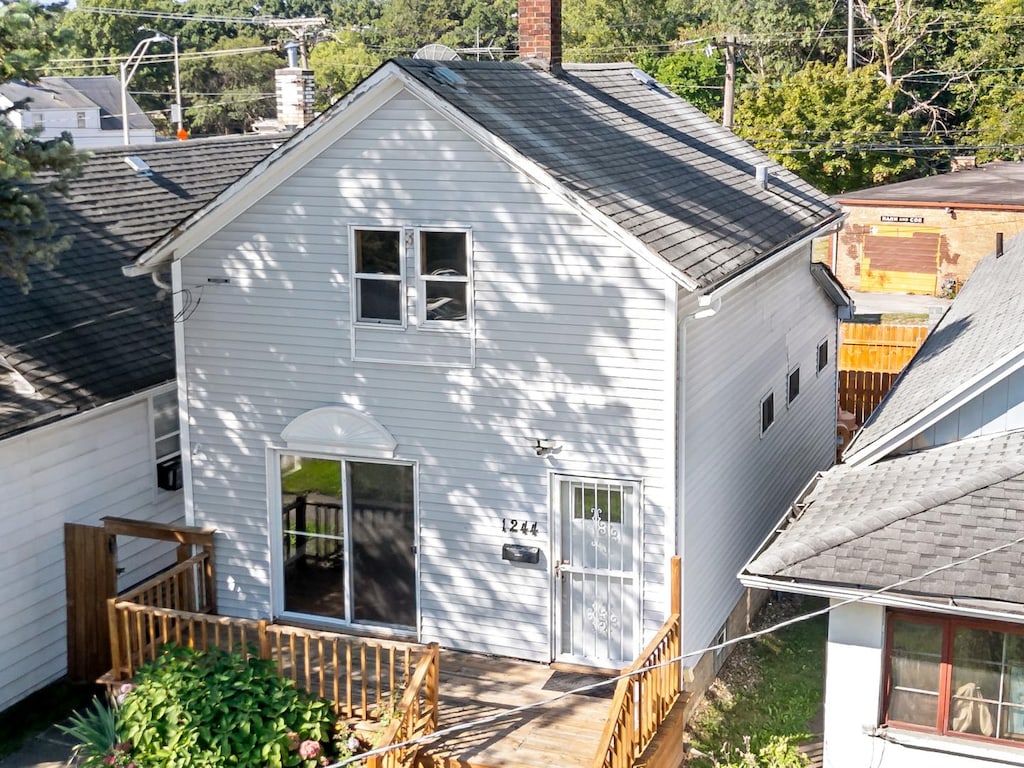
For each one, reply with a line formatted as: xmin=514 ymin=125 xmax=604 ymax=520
xmin=298 ymin=740 xmax=321 ymax=760
xmin=286 ymin=731 xmax=301 ymax=750
xmin=347 ymin=735 xmax=362 ymax=753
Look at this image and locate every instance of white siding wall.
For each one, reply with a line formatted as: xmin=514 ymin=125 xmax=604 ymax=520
xmin=177 ymin=90 xmax=675 ymax=661
xmin=0 ymin=395 xmax=183 ymax=712
xmin=825 ymin=602 xmax=1024 ymax=768
xmin=681 ymin=247 xmax=838 ymax=653
xmin=904 ymin=366 xmax=1024 ymax=452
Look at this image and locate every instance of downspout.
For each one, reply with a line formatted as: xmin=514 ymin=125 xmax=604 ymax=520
xmin=676 ymin=292 xmax=722 ymax=675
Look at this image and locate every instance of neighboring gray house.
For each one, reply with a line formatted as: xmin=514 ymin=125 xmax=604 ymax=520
xmin=0 ymin=76 xmax=156 ymax=147
xmin=0 ymin=134 xmax=281 ymax=712
xmin=125 ymin=0 xmax=852 ymax=684
xmin=742 ymin=236 xmax=1024 ymax=767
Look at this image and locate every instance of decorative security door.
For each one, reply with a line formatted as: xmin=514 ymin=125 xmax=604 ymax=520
xmin=555 ymin=477 xmax=641 ymax=667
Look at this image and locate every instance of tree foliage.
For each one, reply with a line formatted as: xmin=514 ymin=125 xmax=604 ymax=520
xmin=0 ymin=1 xmax=83 ymax=292
xmin=733 ymin=61 xmax=922 ymax=193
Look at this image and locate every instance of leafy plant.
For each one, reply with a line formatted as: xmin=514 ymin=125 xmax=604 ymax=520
xmin=712 ymin=735 xmax=809 ymax=768
xmin=118 ymin=644 xmax=335 ymax=768
xmin=57 ymin=696 xmax=120 ymax=768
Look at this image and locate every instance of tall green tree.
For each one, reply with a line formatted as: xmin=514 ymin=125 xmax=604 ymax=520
xmin=1 ymin=1 xmax=83 ymax=292
xmin=309 ymin=32 xmax=381 ymax=107
xmin=733 ymin=61 xmax=923 ymax=193
xmin=563 ymin=0 xmax=682 ymax=62
xmin=645 ymin=45 xmax=724 ymax=116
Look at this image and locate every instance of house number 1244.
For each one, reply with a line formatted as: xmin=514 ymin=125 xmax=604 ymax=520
xmin=502 ymin=519 xmax=539 ymax=535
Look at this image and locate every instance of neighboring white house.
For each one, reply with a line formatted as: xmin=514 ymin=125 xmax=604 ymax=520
xmin=0 ymin=76 xmax=156 ymax=147
xmin=124 ymin=0 xmax=852 ymax=684
xmin=0 ymin=135 xmax=280 ymax=713
xmin=742 ymin=236 xmax=1024 ymax=766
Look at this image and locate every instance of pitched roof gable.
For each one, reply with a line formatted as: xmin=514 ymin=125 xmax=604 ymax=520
xmin=0 ymin=135 xmax=283 ymax=438
xmin=836 ymin=161 xmax=1024 ymax=209
xmin=844 ymin=233 xmax=1024 ymax=465
xmin=744 ymin=429 xmax=1024 ymax=612
xmin=129 ymin=59 xmax=840 ymax=291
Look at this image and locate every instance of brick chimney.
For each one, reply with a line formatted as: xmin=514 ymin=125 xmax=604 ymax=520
xmin=519 ymin=0 xmax=562 ymax=71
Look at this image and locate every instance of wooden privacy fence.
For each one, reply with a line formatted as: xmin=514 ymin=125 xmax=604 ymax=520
xmin=593 ymin=557 xmax=681 ymax=768
xmin=839 ymin=370 xmax=901 ymax=426
xmin=839 ymin=322 xmax=928 ymax=373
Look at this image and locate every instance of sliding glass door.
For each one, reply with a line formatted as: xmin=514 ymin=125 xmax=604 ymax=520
xmin=279 ymin=455 xmax=415 ymax=629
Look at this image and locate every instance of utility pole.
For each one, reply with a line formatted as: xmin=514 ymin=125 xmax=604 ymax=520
xmin=847 ymin=0 xmax=855 ymax=71
xmin=722 ymin=35 xmax=736 ymax=131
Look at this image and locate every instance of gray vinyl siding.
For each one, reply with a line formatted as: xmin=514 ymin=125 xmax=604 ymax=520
xmin=0 ymin=397 xmax=183 ymax=712
xmin=680 ymin=246 xmax=838 ymax=653
xmin=901 ymin=366 xmax=1024 ymax=452
xmin=178 ymin=90 xmax=674 ymax=661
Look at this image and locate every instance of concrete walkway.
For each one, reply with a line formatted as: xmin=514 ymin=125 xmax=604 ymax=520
xmin=0 ymin=727 xmax=76 ymax=768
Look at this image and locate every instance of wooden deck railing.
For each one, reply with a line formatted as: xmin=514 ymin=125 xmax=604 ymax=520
xmin=592 ymin=557 xmax=682 ymax=768
xmin=367 ymin=643 xmax=440 ymax=768
xmin=117 ymin=551 xmax=215 ymax=614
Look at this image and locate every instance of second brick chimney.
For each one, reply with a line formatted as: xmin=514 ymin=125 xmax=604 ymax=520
xmin=519 ymin=0 xmax=562 ymax=71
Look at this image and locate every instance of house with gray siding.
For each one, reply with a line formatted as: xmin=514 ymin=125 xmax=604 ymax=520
xmin=742 ymin=234 xmax=1024 ymax=766
xmin=0 ymin=135 xmax=280 ymax=713
xmin=125 ymin=0 xmax=851 ymax=680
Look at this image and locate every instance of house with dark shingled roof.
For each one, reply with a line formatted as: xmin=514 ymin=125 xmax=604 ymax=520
xmin=0 ymin=134 xmax=281 ymax=712
xmin=742 ymin=233 xmax=1024 ymax=766
xmin=123 ymin=0 xmax=852 ymax=699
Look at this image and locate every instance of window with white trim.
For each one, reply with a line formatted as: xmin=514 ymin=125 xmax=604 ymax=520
xmin=760 ymin=391 xmax=775 ymax=435
xmin=152 ymin=389 xmax=181 ymax=490
xmin=885 ymin=611 xmax=1024 ymax=744
xmin=817 ymin=339 xmax=829 ymax=374
xmin=418 ymin=230 xmax=469 ymax=325
xmin=76 ymin=111 xmax=86 ymax=128
xmin=353 ymin=228 xmax=403 ymax=324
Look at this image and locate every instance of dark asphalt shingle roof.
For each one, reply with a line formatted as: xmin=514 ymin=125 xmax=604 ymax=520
xmin=0 ymin=134 xmax=284 ymax=438
xmin=393 ymin=60 xmax=838 ymax=290
xmin=845 ymin=232 xmax=1024 ymax=460
xmin=745 ymin=429 xmax=1024 ymax=612
xmin=0 ymin=76 xmax=154 ymax=131
xmin=836 ymin=161 xmax=1024 ymax=208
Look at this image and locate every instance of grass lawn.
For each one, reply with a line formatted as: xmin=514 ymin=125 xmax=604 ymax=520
xmin=0 ymin=681 xmax=101 ymax=759
xmin=686 ymin=596 xmax=828 ymax=766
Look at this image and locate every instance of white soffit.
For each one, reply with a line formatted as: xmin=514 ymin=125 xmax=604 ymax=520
xmin=281 ymin=406 xmax=397 ymax=458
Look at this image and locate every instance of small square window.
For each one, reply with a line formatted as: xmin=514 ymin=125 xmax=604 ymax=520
xmin=787 ymin=367 xmax=800 ymax=405
xmin=354 ymin=229 xmax=403 ymax=324
xmin=817 ymin=339 xmax=829 ymax=373
xmin=760 ymin=392 xmax=775 ymax=435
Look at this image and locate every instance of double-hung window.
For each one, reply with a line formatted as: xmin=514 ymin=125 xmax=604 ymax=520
xmin=419 ymin=230 xmax=469 ymax=325
xmin=885 ymin=611 xmax=1024 ymax=743
xmin=354 ymin=229 xmax=403 ymax=324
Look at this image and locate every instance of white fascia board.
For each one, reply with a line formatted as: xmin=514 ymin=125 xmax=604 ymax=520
xmin=740 ymin=573 xmax=1024 ymax=626
xmin=395 ymin=74 xmax=697 ymax=293
xmin=124 ymin=65 xmax=408 ymax=277
xmin=844 ymin=345 xmax=1024 ymax=467
xmin=700 ymin=211 xmax=846 ymax=304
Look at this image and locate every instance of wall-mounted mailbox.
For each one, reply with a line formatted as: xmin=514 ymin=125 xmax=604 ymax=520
xmin=502 ymin=543 xmax=540 ymax=564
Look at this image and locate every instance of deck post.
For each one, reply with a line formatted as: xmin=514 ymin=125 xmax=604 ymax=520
xmin=107 ymin=599 xmax=123 ymax=681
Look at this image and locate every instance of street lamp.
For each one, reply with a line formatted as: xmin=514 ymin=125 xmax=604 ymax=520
xmin=120 ymin=30 xmax=183 ymax=145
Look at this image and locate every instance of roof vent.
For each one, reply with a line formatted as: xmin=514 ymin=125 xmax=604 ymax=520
xmin=755 ymin=164 xmax=769 ymax=190
xmin=630 ymin=68 xmax=667 ymax=94
xmin=124 ymin=155 xmax=152 ymax=177
xmin=428 ymin=65 xmax=466 ymax=88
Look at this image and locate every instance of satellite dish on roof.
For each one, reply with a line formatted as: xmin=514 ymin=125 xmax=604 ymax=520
xmin=414 ymin=43 xmax=460 ymax=61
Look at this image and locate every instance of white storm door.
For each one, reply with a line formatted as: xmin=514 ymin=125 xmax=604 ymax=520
xmin=555 ymin=477 xmax=641 ymax=667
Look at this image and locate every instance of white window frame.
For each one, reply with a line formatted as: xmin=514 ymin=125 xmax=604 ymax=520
xmin=760 ymin=390 xmax=775 ymax=436
xmin=350 ymin=226 xmax=406 ymax=328
xmin=415 ymin=227 xmax=472 ymax=329
xmin=787 ymin=365 xmax=801 ymax=406
xmin=151 ymin=387 xmax=182 ymax=492
xmin=76 ymin=111 xmax=86 ymax=128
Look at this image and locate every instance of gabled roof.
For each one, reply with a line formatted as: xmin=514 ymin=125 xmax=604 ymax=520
xmin=844 ymin=233 xmax=1024 ymax=465
xmin=835 ymin=161 xmax=1024 ymax=210
xmin=129 ymin=59 xmax=840 ymax=292
xmin=0 ymin=76 xmax=154 ymax=131
xmin=743 ymin=429 xmax=1024 ymax=614
xmin=0 ymin=134 xmax=284 ymax=438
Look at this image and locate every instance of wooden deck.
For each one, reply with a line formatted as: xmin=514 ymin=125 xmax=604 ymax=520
xmin=424 ymin=652 xmax=615 ymax=768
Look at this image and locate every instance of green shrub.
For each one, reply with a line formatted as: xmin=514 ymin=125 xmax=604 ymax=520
xmin=57 ymin=696 xmax=121 ymax=768
xmin=118 ymin=644 xmax=334 ymax=768
xmin=713 ymin=735 xmax=809 ymax=768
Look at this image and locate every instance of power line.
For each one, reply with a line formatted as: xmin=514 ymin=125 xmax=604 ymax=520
xmin=317 ymin=531 xmax=1024 ymax=768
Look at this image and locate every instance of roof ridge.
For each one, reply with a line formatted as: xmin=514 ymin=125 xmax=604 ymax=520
xmin=749 ymin=453 xmax=1024 ymax=575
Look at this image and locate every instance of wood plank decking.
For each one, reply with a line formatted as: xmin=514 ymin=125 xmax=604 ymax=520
xmin=424 ymin=651 xmax=615 ymax=768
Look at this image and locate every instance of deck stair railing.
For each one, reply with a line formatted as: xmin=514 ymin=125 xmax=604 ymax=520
xmin=107 ymin=561 xmax=439 ymax=766
xmin=592 ymin=557 xmax=682 ymax=768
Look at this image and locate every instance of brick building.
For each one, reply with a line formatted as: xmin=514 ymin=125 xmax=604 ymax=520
xmin=833 ymin=160 xmax=1024 ymax=295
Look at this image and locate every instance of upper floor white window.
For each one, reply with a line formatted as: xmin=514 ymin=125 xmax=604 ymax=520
xmin=418 ymin=230 xmax=470 ymax=326
xmin=353 ymin=228 xmax=403 ymax=325
xmin=76 ymin=111 xmax=86 ymax=128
